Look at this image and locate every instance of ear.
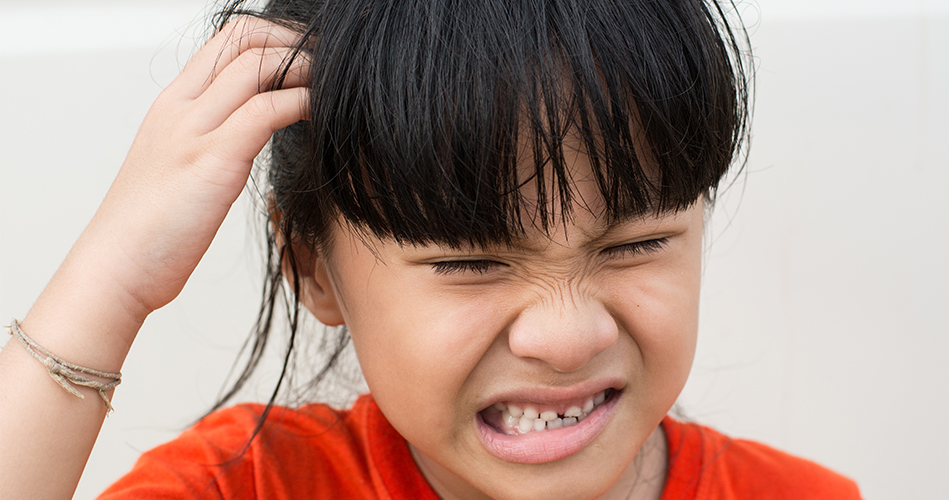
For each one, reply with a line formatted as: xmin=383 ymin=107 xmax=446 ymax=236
xmin=283 ymin=241 xmax=346 ymax=327
xmin=270 ymin=201 xmax=345 ymax=327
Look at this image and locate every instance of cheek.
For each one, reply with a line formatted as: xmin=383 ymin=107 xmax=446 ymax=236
xmin=343 ymin=275 xmax=509 ymax=430
xmin=605 ymin=256 xmax=702 ymax=395
xmin=642 ymin=214 xmax=704 ymax=380
xmin=628 ymin=275 xmax=699 ymax=374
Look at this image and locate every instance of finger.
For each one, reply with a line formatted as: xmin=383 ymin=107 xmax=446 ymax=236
xmin=206 ymin=87 xmax=310 ymax=165
xmin=190 ymin=47 xmax=311 ymax=132
xmin=175 ymin=17 xmax=305 ymax=99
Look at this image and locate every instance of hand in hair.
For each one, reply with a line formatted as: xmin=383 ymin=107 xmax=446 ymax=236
xmin=100 ymin=17 xmax=311 ymax=315
xmin=0 ymin=17 xmax=309 ymax=500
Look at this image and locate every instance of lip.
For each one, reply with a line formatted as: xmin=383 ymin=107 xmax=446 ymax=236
xmin=475 ymin=378 xmax=623 ymax=464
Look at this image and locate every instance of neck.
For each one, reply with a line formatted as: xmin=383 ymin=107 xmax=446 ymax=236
xmin=599 ymin=425 xmax=668 ymax=500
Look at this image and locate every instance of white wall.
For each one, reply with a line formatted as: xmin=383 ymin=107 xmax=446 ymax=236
xmin=1 ymin=1 xmax=946 ymax=498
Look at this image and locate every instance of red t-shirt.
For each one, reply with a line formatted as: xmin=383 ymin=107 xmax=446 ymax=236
xmin=99 ymin=394 xmax=861 ymax=499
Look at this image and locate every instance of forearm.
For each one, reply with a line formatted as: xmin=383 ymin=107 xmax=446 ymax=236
xmin=0 ymin=223 xmax=148 ymax=500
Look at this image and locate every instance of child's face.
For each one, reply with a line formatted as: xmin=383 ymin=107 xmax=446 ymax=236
xmin=308 ymin=146 xmax=704 ymax=499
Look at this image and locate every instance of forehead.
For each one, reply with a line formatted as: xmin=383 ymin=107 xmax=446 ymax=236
xmin=344 ymin=191 xmax=688 ymax=257
xmin=333 ymin=200 xmax=696 ymax=267
xmin=514 ymin=123 xmax=659 ymax=212
xmin=344 ymin=172 xmax=664 ymax=255
xmin=504 ymin=207 xmax=687 ymax=253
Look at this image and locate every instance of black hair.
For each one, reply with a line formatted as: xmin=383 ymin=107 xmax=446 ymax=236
xmin=206 ymin=0 xmax=752 ymax=446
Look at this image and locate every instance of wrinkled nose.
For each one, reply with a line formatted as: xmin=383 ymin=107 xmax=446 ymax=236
xmin=507 ymin=294 xmax=618 ymax=373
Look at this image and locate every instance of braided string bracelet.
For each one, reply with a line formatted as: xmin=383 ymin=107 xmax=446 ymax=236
xmin=6 ymin=319 xmax=122 ymax=413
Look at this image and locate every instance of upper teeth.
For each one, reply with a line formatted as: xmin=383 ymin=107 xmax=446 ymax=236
xmin=487 ymin=389 xmax=610 ymax=435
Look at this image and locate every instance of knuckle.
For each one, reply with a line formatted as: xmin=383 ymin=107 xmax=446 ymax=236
xmin=243 ymin=94 xmax=274 ymax=120
xmin=219 ymin=16 xmax=256 ymax=38
xmin=234 ymin=47 xmax=263 ymax=70
xmin=216 ymin=16 xmax=263 ymax=53
xmin=232 ymin=48 xmax=287 ymax=85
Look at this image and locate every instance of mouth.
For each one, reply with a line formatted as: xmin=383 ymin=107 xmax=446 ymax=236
xmin=476 ymin=387 xmax=621 ymax=464
xmin=480 ymin=388 xmax=615 ymax=434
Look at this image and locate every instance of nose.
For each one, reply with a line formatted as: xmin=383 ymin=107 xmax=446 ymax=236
xmin=507 ymin=293 xmax=618 ymax=373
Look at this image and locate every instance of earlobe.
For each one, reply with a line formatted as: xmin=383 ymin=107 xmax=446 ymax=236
xmin=284 ymin=242 xmax=346 ymax=327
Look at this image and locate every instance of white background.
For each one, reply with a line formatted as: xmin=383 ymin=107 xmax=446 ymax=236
xmin=1 ymin=1 xmax=947 ymax=498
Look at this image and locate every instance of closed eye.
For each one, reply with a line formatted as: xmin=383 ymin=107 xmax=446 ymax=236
xmin=431 ymin=259 xmax=502 ymax=275
xmin=604 ymin=238 xmax=669 ymax=258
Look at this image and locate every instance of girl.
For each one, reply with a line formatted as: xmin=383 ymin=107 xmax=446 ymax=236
xmin=1 ymin=1 xmax=862 ymax=498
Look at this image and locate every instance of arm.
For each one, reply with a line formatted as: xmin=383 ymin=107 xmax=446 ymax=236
xmin=0 ymin=18 xmax=310 ymax=500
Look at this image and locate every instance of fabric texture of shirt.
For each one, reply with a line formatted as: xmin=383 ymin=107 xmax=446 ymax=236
xmin=98 ymin=394 xmax=861 ymax=499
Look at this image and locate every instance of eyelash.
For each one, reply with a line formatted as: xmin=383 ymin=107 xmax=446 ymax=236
xmin=431 ymin=260 xmax=500 ymax=275
xmin=430 ymin=238 xmax=669 ymax=275
xmin=604 ymin=237 xmax=670 ymax=258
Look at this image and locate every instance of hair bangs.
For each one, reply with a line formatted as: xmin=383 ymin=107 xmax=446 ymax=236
xmin=265 ymin=0 xmax=749 ymax=249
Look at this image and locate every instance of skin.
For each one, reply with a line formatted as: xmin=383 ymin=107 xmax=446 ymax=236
xmin=297 ymin=143 xmax=705 ymax=500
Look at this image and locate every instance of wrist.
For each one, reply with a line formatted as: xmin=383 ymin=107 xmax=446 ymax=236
xmin=22 ymin=244 xmax=150 ymax=375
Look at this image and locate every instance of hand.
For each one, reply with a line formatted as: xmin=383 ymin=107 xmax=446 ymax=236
xmin=85 ymin=17 xmax=310 ymax=319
